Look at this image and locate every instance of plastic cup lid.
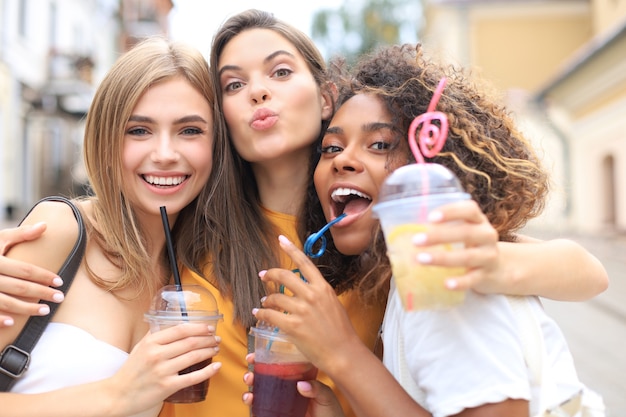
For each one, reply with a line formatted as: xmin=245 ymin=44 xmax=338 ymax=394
xmin=378 ymin=163 xmax=465 ymax=201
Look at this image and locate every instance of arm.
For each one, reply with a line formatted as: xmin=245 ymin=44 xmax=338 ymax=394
xmin=413 ymin=201 xmax=608 ymax=300
xmin=1 ymin=202 xmax=77 ymax=347
xmin=0 ymin=323 xmax=222 ymax=417
xmin=255 ymin=236 xmax=528 ymax=417
xmin=0 ymin=223 xmax=66 ymax=327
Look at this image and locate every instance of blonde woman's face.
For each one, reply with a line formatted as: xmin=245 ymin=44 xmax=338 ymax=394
xmin=314 ymin=94 xmax=409 ymax=255
xmin=217 ymin=28 xmax=333 ymax=165
xmin=122 ymin=76 xmax=213 ymax=222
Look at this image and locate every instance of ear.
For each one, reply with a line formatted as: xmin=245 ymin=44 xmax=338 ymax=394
xmin=320 ymin=81 xmax=337 ymax=121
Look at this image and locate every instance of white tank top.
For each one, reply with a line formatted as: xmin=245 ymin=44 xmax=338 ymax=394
xmin=11 ymin=322 xmax=161 ymax=417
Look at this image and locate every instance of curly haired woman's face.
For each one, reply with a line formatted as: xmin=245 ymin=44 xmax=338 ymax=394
xmin=314 ymin=93 xmax=409 ymax=255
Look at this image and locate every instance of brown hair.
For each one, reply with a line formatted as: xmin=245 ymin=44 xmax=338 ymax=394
xmin=180 ymin=9 xmax=334 ymax=328
xmin=83 ymin=36 xmax=214 ymax=296
xmin=305 ymin=43 xmax=550 ymax=299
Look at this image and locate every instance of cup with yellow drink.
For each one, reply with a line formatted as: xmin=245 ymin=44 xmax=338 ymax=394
xmin=373 ymin=163 xmax=470 ymax=311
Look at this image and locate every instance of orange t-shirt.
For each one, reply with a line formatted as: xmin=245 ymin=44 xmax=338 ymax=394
xmin=159 ymin=209 xmax=384 ymax=417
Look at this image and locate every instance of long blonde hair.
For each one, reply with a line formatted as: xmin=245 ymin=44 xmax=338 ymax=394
xmin=83 ymin=36 xmax=214 ymax=296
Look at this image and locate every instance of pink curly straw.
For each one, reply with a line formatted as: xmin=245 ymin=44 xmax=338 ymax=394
xmin=408 ymin=77 xmax=448 ymax=164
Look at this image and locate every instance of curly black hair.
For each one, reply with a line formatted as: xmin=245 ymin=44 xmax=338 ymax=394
xmin=299 ymin=43 xmax=549 ymax=301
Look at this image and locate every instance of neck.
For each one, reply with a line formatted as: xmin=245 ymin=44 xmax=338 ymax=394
xmin=252 ymin=150 xmax=310 ymax=215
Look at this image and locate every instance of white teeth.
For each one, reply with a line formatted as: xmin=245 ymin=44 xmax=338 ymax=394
xmin=143 ymin=175 xmax=186 ymax=186
xmin=331 ymin=187 xmax=372 ymax=202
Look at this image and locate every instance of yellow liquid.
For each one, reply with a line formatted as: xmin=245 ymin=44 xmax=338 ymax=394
xmin=387 ymin=224 xmax=466 ymax=311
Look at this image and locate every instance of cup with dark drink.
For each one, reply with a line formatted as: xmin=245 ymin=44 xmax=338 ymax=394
xmin=144 ymin=284 xmax=223 ymax=403
xmin=250 ymin=323 xmax=318 ymax=417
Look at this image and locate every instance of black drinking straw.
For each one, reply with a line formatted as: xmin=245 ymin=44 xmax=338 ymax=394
xmin=160 ymin=206 xmax=187 ymax=316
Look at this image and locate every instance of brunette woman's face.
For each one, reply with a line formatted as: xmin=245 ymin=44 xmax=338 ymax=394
xmin=314 ymin=94 xmax=409 ymax=255
xmin=217 ymin=28 xmax=333 ymax=164
xmin=122 ymin=77 xmax=213 ymax=222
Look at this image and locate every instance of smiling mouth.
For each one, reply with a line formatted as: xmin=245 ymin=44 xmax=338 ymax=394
xmin=331 ymin=187 xmax=373 ymax=217
xmin=142 ymin=175 xmax=189 ymax=188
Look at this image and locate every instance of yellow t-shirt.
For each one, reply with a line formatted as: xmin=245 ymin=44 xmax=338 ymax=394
xmin=160 ymin=208 xmax=385 ymax=417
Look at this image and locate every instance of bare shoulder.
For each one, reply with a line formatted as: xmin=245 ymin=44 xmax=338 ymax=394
xmin=6 ymin=199 xmax=82 ymax=274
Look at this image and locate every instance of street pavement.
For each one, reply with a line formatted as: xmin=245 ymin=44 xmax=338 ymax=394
xmin=1 ymin=217 xmax=624 ymax=414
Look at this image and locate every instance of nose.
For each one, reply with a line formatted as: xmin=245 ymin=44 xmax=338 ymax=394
xmin=152 ymin=135 xmax=179 ymax=164
xmin=332 ymin=146 xmax=364 ymax=174
xmin=249 ymin=76 xmax=271 ymax=104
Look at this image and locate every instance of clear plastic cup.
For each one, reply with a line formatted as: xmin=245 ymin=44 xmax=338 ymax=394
xmin=249 ymin=323 xmax=318 ymax=417
xmin=144 ymin=284 xmax=223 ymax=403
xmin=373 ymin=163 xmax=470 ymax=310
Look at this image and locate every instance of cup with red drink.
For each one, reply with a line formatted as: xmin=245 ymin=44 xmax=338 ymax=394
xmin=250 ymin=323 xmax=318 ymax=417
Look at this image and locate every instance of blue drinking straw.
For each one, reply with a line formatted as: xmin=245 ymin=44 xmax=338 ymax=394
xmin=267 ymin=214 xmax=347 ymax=350
xmin=303 ymin=213 xmax=347 ymax=258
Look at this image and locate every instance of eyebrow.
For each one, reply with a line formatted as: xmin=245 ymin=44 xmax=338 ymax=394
xmin=128 ymin=115 xmax=209 ymax=125
xmin=218 ymin=49 xmax=297 ymax=78
xmin=325 ymin=122 xmax=395 ymax=136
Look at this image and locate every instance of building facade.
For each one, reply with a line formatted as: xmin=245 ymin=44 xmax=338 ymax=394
xmin=0 ymin=0 xmax=172 ymax=222
xmin=421 ymin=0 xmax=626 ymax=234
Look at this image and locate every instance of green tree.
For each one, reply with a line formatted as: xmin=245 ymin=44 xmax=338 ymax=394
xmin=311 ymin=0 xmax=425 ymax=62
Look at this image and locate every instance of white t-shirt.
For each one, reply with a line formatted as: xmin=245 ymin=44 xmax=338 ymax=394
xmin=382 ymin=280 xmax=583 ymax=417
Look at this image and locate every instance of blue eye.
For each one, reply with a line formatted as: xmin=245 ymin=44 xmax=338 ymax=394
xmin=181 ymin=127 xmax=203 ymax=135
xmin=127 ymin=127 xmax=149 ymax=136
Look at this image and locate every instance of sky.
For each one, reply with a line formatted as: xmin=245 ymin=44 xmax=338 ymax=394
xmin=168 ymin=0 xmax=342 ymax=58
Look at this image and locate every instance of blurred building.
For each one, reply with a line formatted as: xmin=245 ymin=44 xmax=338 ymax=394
xmin=421 ymin=0 xmax=626 ymax=234
xmin=0 ymin=0 xmax=172 ymax=221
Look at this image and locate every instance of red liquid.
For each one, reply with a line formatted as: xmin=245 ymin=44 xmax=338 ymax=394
xmin=165 ymin=358 xmax=212 ymax=403
xmin=252 ymin=362 xmax=318 ymax=417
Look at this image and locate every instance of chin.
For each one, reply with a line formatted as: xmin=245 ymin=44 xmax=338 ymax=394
xmin=334 ymin=241 xmax=369 ymax=256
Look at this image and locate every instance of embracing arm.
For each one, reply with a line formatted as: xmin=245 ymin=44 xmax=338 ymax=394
xmin=0 ymin=223 xmax=66 ymax=327
xmin=496 ymin=235 xmax=608 ymax=301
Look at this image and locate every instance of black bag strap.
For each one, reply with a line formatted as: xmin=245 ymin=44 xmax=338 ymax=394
xmin=0 ymin=196 xmax=87 ymax=391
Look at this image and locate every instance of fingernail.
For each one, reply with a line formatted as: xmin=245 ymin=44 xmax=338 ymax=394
xmin=278 ymin=235 xmax=291 ymax=245
xmin=207 ymin=325 xmax=216 ymax=332
xmin=215 ymin=335 xmax=221 ymax=343
xmin=417 ymin=253 xmax=432 ymax=264
xmin=252 ymin=308 xmax=259 ymax=315
xmin=31 ymin=221 xmax=46 ymax=228
xmin=445 ymin=279 xmax=458 ymax=289
xmin=3 ymin=318 xmax=14 ymax=326
xmin=412 ymin=233 xmax=427 ymax=245
xmin=243 ymin=392 xmax=251 ymax=402
xmin=38 ymin=305 xmax=50 ymax=315
xmin=52 ymin=277 xmax=63 ymax=287
xmin=260 ymin=296 xmax=267 ymax=304
xmin=428 ymin=210 xmax=443 ymax=222
xmin=258 ymin=270 xmax=267 ymax=278
xmin=52 ymin=292 xmax=64 ymax=302
xmin=297 ymin=381 xmax=312 ymax=392
xmin=212 ymin=362 xmax=222 ymax=370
